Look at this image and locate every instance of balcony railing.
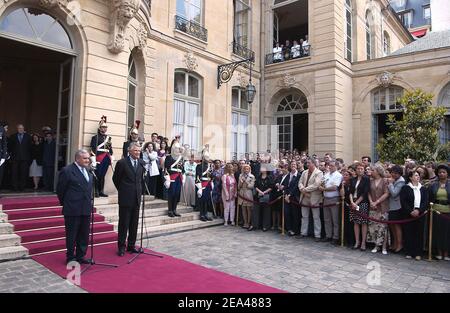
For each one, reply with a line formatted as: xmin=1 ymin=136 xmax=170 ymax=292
xmin=232 ymin=41 xmax=255 ymax=61
xmin=175 ymin=15 xmax=208 ymax=42
xmin=265 ymin=45 xmax=311 ymax=65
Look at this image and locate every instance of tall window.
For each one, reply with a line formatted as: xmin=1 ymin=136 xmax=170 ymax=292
xmin=423 ymin=5 xmax=431 ymax=21
xmin=344 ymin=0 xmax=352 ymax=62
xmin=234 ymin=0 xmax=250 ymax=47
xmin=176 ymin=0 xmax=202 ymax=24
xmin=372 ymin=86 xmax=404 ymax=160
xmin=399 ymin=11 xmax=412 ymax=28
xmin=173 ymin=71 xmax=202 ymax=150
xmin=383 ymin=31 xmax=391 ymax=56
xmin=231 ymin=87 xmax=249 ymax=160
xmin=127 ymin=55 xmax=137 ymax=136
xmin=365 ymin=12 xmax=373 ymax=60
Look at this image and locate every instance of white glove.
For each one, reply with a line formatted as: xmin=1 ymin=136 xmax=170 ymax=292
xmin=164 ymin=174 xmax=171 ymax=189
xmin=197 ymin=189 xmax=203 ymax=198
xmin=0 ymin=159 xmax=4 ymax=167
xmin=89 ymin=156 xmax=97 ymax=168
xmin=110 ymin=155 xmax=115 ymax=163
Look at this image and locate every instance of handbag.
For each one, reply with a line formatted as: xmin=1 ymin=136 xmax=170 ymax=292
xmin=259 ymin=193 xmax=270 ymax=203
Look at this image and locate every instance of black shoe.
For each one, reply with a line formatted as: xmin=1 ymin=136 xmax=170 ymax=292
xmin=332 ymin=239 xmax=340 ymax=245
xmin=118 ymin=248 xmax=125 ymax=257
xmin=200 ymin=216 xmax=207 ymax=222
xmin=206 ymin=216 xmax=213 ymax=221
xmin=320 ymin=238 xmax=329 ymax=242
xmin=77 ymin=258 xmax=92 ymax=265
xmin=262 ymin=228 xmax=268 ymax=232
xmin=66 ymin=257 xmax=76 ymax=265
xmin=127 ymin=247 xmax=140 ymax=254
xmin=173 ymin=212 xmax=181 ymax=217
xmin=168 ymin=212 xmax=175 ymax=218
xmin=288 ymin=231 xmax=295 ymax=237
xmin=99 ymin=193 xmax=108 ymax=197
xmin=248 ymin=226 xmax=254 ymax=231
xmin=315 ymin=238 xmax=321 ymax=242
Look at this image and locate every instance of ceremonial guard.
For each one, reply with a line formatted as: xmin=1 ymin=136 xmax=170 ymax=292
xmin=164 ymin=138 xmax=185 ymax=218
xmin=196 ymin=146 xmax=214 ymax=222
xmin=90 ymin=116 xmax=114 ymax=197
xmin=122 ymin=120 xmax=142 ymax=158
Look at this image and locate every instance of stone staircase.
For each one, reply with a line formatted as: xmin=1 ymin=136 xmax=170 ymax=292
xmin=0 ymin=195 xmax=222 ymax=261
xmin=96 ymin=196 xmax=224 ymax=239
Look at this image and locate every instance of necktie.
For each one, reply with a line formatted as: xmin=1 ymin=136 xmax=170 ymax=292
xmin=134 ymin=160 xmax=137 ymax=171
xmin=82 ymin=168 xmax=89 ymax=182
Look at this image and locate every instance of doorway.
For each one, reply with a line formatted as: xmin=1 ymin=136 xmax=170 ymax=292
xmin=0 ymin=37 xmax=74 ymax=191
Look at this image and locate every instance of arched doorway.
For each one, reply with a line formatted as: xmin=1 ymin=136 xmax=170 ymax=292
xmin=274 ymin=91 xmax=308 ymax=152
xmin=0 ymin=7 xmax=77 ymax=191
xmin=371 ymin=86 xmax=404 ymax=160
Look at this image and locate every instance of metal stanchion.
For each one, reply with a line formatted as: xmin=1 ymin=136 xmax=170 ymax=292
xmin=341 ymin=197 xmax=345 ymax=247
xmin=428 ymin=203 xmax=434 ymax=262
xmin=281 ymin=191 xmax=285 ymax=236
xmin=236 ymin=203 xmax=240 ymax=227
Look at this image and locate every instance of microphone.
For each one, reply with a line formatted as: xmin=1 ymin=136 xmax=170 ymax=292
xmin=87 ymin=167 xmax=98 ymax=180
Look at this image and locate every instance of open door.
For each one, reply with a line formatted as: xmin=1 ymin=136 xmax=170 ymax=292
xmin=53 ymin=58 xmax=74 ymax=190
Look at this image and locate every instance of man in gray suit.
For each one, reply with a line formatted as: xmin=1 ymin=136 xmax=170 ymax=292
xmin=387 ymin=165 xmax=406 ymax=253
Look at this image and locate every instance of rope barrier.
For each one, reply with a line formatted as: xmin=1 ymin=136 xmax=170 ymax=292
xmin=237 ymin=194 xmax=282 ymax=206
xmin=431 ymin=208 xmax=450 ymax=221
xmin=347 ymin=205 xmax=428 ymax=225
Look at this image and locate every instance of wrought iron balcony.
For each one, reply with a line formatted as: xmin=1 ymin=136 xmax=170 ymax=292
xmin=175 ymin=15 xmax=208 ymax=42
xmin=232 ymin=41 xmax=255 ymax=61
xmin=265 ymin=45 xmax=311 ymax=65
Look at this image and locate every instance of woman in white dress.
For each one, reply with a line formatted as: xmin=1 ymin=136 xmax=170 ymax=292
xmin=143 ymin=142 xmax=160 ymax=196
xmin=182 ymin=154 xmax=197 ymax=208
xmin=29 ymin=133 xmax=43 ymax=190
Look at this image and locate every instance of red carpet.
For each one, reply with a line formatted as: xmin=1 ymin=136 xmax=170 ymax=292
xmin=0 ymin=196 xmax=116 ymax=255
xmin=33 ymin=243 xmax=285 ymax=293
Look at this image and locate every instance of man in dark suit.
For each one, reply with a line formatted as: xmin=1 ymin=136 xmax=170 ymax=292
xmin=42 ymin=131 xmax=56 ymax=191
xmin=113 ymin=142 xmax=145 ymax=257
xmin=8 ymin=124 xmax=32 ymax=191
xmin=0 ymin=121 xmax=8 ymax=194
xmin=284 ymin=161 xmax=301 ymax=236
xmin=56 ymin=149 xmax=93 ymax=265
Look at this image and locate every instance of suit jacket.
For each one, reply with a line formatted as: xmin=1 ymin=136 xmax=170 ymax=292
xmin=0 ymin=126 xmax=7 ymax=159
xmin=8 ymin=132 xmax=32 ymax=161
xmin=42 ymin=139 xmax=56 ymax=167
xmin=298 ymin=168 xmax=323 ymax=205
xmin=349 ymin=176 xmax=370 ymax=204
xmin=57 ymin=163 xmax=93 ymax=216
xmin=271 ymin=172 xmax=289 ymax=200
xmin=113 ymin=157 xmax=145 ymax=208
xmin=285 ymin=171 xmax=300 ymax=200
xmin=388 ymin=176 xmax=406 ymax=211
xmin=400 ymin=184 xmax=429 ymax=216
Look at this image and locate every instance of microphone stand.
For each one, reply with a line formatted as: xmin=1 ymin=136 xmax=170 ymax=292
xmin=81 ymin=169 xmax=118 ymax=275
xmin=128 ymin=162 xmax=163 ymax=264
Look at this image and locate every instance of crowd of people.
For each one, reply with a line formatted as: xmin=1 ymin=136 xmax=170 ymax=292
xmin=273 ymin=35 xmax=310 ymax=63
xmin=0 ymin=122 xmax=56 ymax=193
xmin=139 ymin=137 xmax=449 ymax=262
xmin=1 ymin=118 xmax=449 ymax=262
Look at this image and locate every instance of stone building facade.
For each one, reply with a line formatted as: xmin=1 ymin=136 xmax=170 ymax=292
xmin=0 ymin=0 xmax=449 ymax=193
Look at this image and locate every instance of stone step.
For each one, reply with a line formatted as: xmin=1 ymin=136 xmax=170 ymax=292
xmin=0 ymin=245 xmax=29 ymax=261
xmin=93 ymin=195 xmax=154 ymax=206
xmin=111 ymin=211 xmax=200 ymax=229
xmin=132 ymin=218 xmax=224 ymax=239
xmin=95 ymin=198 xmax=177 ymax=213
xmin=0 ymin=234 xmax=21 ymax=248
xmin=102 ymin=205 xmax=194 ymax=223
xmin=0 ymin=212 xmax=7 ymax=223
xmin=0 ymin=223 xmax=13 ymax=235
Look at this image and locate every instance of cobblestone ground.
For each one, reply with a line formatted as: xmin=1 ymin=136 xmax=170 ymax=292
xmin=144 ymin=226 xmax=450 ymax=293
xmin=0 ymin=259 xmax=84 ymax=293
xmin=1 ymin=226 xmax=449 ymax=293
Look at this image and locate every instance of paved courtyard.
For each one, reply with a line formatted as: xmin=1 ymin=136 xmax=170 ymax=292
xmin=0 ymin=226 xmax=449 ymax=293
